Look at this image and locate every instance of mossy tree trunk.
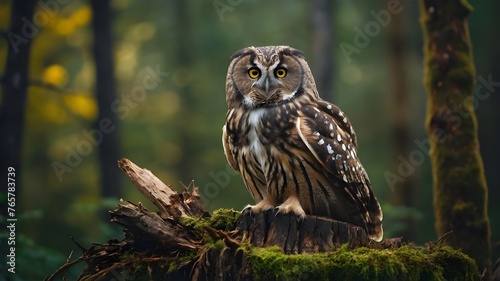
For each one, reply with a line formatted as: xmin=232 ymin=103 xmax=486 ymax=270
xmin=419 ymin=0 xmax=491 ymax=278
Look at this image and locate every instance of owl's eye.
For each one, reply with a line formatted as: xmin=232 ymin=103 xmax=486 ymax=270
xmin=275 ymin=68 xmax=287 ymax=78
xmin=248 ymin=68 xmax=261 ymax=79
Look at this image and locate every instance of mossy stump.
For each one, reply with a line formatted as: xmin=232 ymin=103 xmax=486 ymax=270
xmin=47 ymin=158 xmax=480 ymax=281
xmin=237 ymin=209 xmax=369 ymax=254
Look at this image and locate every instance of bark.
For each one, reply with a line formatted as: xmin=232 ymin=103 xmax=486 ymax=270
xmin=0 ymin=0 xmax=36 ymax=230
xmin=90 ymin=0 xmax=122 ymax=198
xmin=419 ymin=0 xmax=491 ymax=278
xmin=237 ymin=210 xmax=369 ymax=254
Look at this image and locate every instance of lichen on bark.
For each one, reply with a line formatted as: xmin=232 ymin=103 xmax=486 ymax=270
xmin=419 ymin=0 xmax=491 ymax=278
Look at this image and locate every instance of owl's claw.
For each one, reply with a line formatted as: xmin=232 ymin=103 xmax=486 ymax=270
xmin=241 ymin=205 xmax=254 ymax=218
xmin=241 ymin=199 xmax=275 ymax=217
xmin=242 ymin=204 xmax=252 ymax=212
xmin=274 ymin=196 xmax=306 ymax=219
xmin=273 ymin=207 xmax=281 ymax=217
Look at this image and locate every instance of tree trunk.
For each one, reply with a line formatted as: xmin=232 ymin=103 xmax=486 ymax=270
xmin=387 ymin=3 xmax=417 ymax=242
xmin=0 ymin=0 xmax=36 ymax=230
xmin=311 ymin=0 xmax=334 ymax=101
xmin=90 ymin=0 xmax=122 ymax=199
xmin=420 ymin=0 xmax=491 ymax=278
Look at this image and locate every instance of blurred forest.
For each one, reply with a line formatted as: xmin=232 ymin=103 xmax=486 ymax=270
xmin=0 ymin=0 xmax=499 ymax=279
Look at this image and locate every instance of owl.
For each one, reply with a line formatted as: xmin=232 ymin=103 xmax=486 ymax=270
xmin=222 ymin=46 xmax=383 ymax=241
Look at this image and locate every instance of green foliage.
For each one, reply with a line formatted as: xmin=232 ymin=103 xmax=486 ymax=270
xmin=247 ymin=245 xmax=479 ymax=281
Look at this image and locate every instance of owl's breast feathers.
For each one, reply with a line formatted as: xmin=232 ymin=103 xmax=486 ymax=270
xmin=223 ymin=100 xmax=383 ymax=241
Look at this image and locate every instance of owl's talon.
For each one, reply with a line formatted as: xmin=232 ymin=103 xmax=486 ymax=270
xmin=242 ymin=204 xmax=252 ymax=212
xmin=274 ymin=207 xmax=281 ymax=217
xmin=275 ymin=196 xmax=306 ymax=219
xmin=241 ymin=205 xmax=254 ymax=218
xmin=242 ymin=199 xmax=275 ymax=217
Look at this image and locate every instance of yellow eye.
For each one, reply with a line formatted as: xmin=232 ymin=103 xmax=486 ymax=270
xmin=248 ymin=68 xmax=260 ymax=79
xmin=275 ymin=68 xmax=287 ymax=78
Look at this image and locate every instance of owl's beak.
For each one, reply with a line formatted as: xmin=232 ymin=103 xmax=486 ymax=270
xmin=254 ymin=73 xmax=279 ymax=99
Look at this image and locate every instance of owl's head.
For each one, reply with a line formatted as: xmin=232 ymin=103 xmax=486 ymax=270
xmin=226 ymin=46 xmax=318 ymax=109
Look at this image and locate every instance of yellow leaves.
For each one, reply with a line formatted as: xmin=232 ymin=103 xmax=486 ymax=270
xmin=54 ymin=6 xmax=92 ymax=36
xmin=71 ymin=6 xmax=92 ymax=26
xmin=32 ymin=63 xmax=96 ymax=123
xmin=43 ymin=64 xmax=68 ymax=87
xmin=28 ymin=90 xmax=97 ymax=124
xmin=55 ymin=19 xmax=76 ymax=36
xmin=64 ymin=94 xmax=98 ymax=120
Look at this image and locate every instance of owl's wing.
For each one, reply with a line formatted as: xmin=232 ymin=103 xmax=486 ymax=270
xmin=296 ymin=100 xmax=383 ymax=241
xmin=222 ymin=124 xmax=239 ymax=172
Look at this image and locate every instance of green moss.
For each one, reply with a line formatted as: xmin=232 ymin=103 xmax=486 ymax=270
xmin=209 ymin=208 xmax=241 ymax=231
xmin=209 ymin=238 xmax=227 ymax=251
xmin=179 ymin=210 xmax=478 ymax=280
xmin=247 ymin=245 xmax=479 ymax=281
xmin=180 ymin=214 xmax=207 ymax=231
xmin=180 ymin=208 xmax=241 ymax=232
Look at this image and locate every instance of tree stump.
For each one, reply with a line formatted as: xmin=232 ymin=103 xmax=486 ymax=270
xmin=47 ymin=158 xmax=480 ymax=281
xmin=237 ymin=210 xmax=369 ymax=254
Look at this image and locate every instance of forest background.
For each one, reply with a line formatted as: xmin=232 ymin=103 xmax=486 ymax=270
xmin=0 ymin=0 xmax=499 ymax=279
